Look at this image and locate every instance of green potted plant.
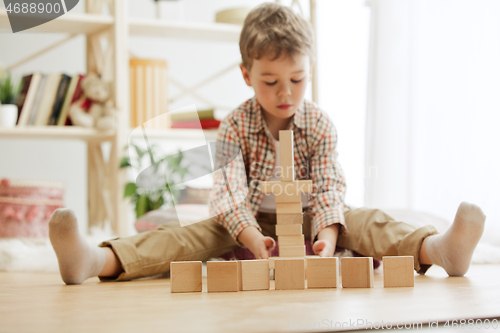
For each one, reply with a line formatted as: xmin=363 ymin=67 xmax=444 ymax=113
xmin=0 ymin=70 xmax=21 ymax=128
xmin=120 ymin=143 xmax=189 ymax=218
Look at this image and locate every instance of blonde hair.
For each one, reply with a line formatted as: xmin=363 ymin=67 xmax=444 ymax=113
xmin=239 ymin=2 xmax=315 ymax=70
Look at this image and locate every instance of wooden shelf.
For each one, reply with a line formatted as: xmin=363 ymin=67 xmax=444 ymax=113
xmin=0 ymin=9 xmax=240 ymax=41
xmin=0 ymin=126 xmax=115 ymax=142
xmin=129 ymin=19 xmax=241 ymax=43
xmin=0 ymin=10 xmax=113 ymax=34
xmin=129 ymin=128 xmax=218 ymax=141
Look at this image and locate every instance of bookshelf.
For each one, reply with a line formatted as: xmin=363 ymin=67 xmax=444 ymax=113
xmin=0 ymin=1 xmax=128 ymax=236
xmin=0 ymin=0 xmax=317 ymax=236
xmin=0 ymin=127 xmax=115 ymax=141
xmin=129 ymin=18 xmax=241 ymax=42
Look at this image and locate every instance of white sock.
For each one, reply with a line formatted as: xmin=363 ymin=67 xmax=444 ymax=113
xmin=49 ymin=208 xmax=106 ymax=284
xmin=426 ymin=202 xmax=486 ymax=276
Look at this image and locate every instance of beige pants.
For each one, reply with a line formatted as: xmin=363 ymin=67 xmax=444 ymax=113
xmin=99 ymin=208 xmax=438 ymax=281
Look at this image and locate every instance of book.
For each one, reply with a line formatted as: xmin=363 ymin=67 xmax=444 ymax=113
xmin=56 ymin=74 xmax=84 ymax=126
xmin=169 ymin=109 xmax=215 ymax=123
xmin=15 ymin=74 xmax=32 ymax=124
xmin=34 ymin=73 xmax=62 ymax=126
xmin=170 ymin=119 xmax=221 ymax=129
xmin=47 ymin=74 xmax=71 ymax=125
xmin=16 ymin=73 xmax=42 ymax=126
xmin=27 ymin=74 xmax=47 ymax=126
xmin=65 ymin=74 xmax=86 ymax=126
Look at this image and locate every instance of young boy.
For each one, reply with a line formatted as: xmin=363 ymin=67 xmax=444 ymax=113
xmin=49 ymin=3 xmax=486 ymax=284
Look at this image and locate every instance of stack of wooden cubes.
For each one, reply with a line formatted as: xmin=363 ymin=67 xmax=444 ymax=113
xmin=261 ymin=130 xmax=313 ymax=290
xmin=261 ymin=131 xmax=312 ymax=258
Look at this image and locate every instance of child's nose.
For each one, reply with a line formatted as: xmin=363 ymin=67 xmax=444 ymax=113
xmin=277 ymin=83 xmax=292 ymax=97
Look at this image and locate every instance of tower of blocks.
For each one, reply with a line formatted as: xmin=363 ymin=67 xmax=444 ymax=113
xmin=261 ymin=130 xmax=312 ymax=260
xmin=260 ymin=130 xmax=312 ymax=290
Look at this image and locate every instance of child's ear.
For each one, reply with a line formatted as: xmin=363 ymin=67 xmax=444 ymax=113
xmin=308 ymin=62 xmax=314 ymax=82
xmin=239 ymin=64 xmax=252 ymax=87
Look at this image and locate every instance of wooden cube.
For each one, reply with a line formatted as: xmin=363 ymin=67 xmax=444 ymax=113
xmin=278 ymin=235 xmax=304 ymax=246
xmin=341 ymin=257 xmax=374 ymax=288
xmin=237 ymin=261 xmax=242 ymax=291
xmin=269 ymin=255 xmax=318 ymax=269
xmin=207 ymin=261 xmax=239 ymax=292
xmin=307 ymin=257 xmax=339 ymax=288
xmin=275 ymin=224 xmax=302 ymax=236
xmin=280 ymin=245 xmax=305 ymax=257
xmin=276 ymin=202 xmax=303 ymax=215
xmin=383 ymin=256 xmax=414 ymax=287
xmin=170 ymin=261 xmax=202 ymax=293
xmin=275 ymin=192 xmax=302 ymax=203
xmin=260 ymin=180 xmax=312 ymax=194
xmin=277 ymin=213 xmax=303 ymax=225
xmin=238 ymin=259 xmax=270 ymax=291
xmin=279 ymin=131 xmax=295 ymax=182
xmin=275 ymin=258 xmax=305 ymax=290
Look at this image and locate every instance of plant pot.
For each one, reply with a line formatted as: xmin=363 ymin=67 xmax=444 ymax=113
xmin=0 ymin=104 xmax=18 ymax=128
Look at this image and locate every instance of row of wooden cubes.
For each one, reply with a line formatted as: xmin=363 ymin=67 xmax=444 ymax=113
xmin=171 ymin=260 xmax=268 ymax=293
xmin=170 ymin=256 xmax=414 ymax=293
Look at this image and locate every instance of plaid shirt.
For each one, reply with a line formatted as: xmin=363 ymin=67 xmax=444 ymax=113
xmin=209 ymin=96 xmax=348 ymax=245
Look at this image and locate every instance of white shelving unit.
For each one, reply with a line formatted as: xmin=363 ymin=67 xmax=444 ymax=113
xmin=0 ymin=2 xmax=128 ymax=235
xmin=0 ymin=9 xmax=113 ymax=34
xmin=0 ymin=0 xmax=317 ymax=236
xmin=129 ymin=18 xmax=241 ymax=42
xmin=0 ymin=126 xmax=115 ymax=141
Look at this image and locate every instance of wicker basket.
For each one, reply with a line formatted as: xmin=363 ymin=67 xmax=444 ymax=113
xmin=0 ymin=179 xmax=65 ymax=238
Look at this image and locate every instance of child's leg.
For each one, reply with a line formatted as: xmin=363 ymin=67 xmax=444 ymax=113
xmin=100 ymin=247 xmax=123 ymax=277
xmin=49 ymin=209 xmax=106 ymax=285
xmin=49 ymin=208 xmax=239 ymax=284
xmin=98 ymin=217 xmax=239 ymax=282
xmin=336 ymin=202 xmax=485 ymax=276
xmin=336 ymin=207 xmax=436 ymax=274
xmin=419 ymin=202 xmax=486 ymax=276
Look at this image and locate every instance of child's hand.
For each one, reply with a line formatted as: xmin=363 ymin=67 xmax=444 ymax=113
xmin=237 ymin=226 xmax=276 ymax=259
xmin=249 ymin=236 xmax=276 ymax=259
xmin=312 ymin=239 xmax=335 ymax=257
xmin=313 ymin=224 xmax=340 ymax=257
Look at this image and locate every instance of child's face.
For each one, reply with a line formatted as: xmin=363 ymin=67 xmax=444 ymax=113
xmin=240 ymin=53 xmax=312 ymax=121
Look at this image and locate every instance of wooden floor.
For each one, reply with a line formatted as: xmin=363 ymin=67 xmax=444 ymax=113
xmin=1 ymin=264 xmax=500 ymax=333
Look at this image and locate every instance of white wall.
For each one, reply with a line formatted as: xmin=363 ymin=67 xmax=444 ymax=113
xmin=364 ymin=0 xmax=413 ymax=209
xmin=364 ymin=0 xmax=500 ymax=246
xmin=316 ymin=0 xmax=370 ymax=208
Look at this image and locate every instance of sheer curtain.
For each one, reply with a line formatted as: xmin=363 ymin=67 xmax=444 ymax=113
xmin=365 ymin=0 xmax=500 ymax=246
xmin=316 ymin=0 xmax=370 ymax=207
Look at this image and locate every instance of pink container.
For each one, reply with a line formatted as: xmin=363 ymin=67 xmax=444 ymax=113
xmin=0 ymin=179 xmax=65 ymax=238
